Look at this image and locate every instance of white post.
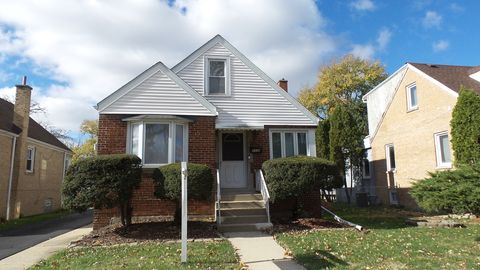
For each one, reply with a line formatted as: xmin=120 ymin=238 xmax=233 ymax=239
xmin=181 ymin=161 xmax=188 ymax=263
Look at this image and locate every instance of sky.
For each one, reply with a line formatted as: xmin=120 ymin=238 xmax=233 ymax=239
xmin=0 ymin=0 xmax=479 ymax=139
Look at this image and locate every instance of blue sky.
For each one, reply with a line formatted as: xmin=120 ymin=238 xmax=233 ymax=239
xmin=0 ymin=0 xmax=478 ymax=139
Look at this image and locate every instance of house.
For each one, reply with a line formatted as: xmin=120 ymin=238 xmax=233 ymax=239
xmin=363 ymin=63 xmax=480 ymax=208
xmin=0 ymin=78 xmax=72 ymax=221
xmin=94 ymin=35 xmax=319 ymax=230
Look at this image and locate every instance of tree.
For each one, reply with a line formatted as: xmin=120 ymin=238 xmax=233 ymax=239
xmin=298 ymin=55 xmax=387 ymax=202
xmin=450 ymin=88 xmax=480 ymax=166
xmin=72 ymin=119 xmax=98 ymax=162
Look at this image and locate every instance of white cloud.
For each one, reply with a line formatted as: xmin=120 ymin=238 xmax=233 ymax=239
xmin=350 ymin=0 xmax=376 ymax=11
xmin=376 ymin=28 xmax=392 ymax=50
xmin=350 ymin=27 xmax=392 ymax=60
xmin=422 ymin=11 xmax=442 ymax=29
xmin=0 ymin=0 xmax=337 ymax=131
xmin=432 ymin=40 xmax=449 ymax=52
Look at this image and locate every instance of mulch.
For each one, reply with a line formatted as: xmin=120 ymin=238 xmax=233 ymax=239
xmin=272 ymin=218 xmax=347 ymax=234
xmin=74 ymin=221 xmax=220 ymax=247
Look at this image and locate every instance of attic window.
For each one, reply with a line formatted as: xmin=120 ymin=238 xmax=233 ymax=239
xmin=206 ymin=57 xmax=230 ymax=95
xmin=406 ymin=83 xmax=418 ymax=111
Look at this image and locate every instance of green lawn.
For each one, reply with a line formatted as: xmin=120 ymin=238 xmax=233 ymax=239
xmin=0 ymin=210 xmax=71 ymax=232
xmin=275 ymin=204 xmax=480 ymax=270
xmin=30 ymin=240 xmax=241 ymax=270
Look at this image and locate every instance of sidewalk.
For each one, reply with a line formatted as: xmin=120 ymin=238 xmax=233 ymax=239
xmin=224 ymin=231 xmax=306 ymax=270
xmin=0 ymin=226 xmax=92 ymax=270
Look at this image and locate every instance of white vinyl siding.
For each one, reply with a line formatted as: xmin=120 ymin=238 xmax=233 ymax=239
xmin=434 ymin=131 xmax=452 ymax=168
xmin=101 ymin=70 xmax=215 ymax=116
xmin=269 ymin=130 xmax=313 ymax=159
xmin=176 ymin=43 xmax=317 ymax=128
xmin=128 ymin=121 xmax=188 ymax=167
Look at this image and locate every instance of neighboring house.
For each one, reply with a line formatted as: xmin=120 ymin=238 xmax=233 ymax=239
xmin=363 ymin=63 xmax=480 ymax=208
xmin=94 ymin=35 xmax=319 ymax=230
xmin=0 ymin=79 xmax=72 ymax=220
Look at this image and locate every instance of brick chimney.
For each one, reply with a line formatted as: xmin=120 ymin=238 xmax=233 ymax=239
xmin=13 ymin=76 xmax=32 ymax=132
xmin=278 ymin=78 xmax=288 ymax=92
xmin=8 ymin=76 xmax=32 ymax=219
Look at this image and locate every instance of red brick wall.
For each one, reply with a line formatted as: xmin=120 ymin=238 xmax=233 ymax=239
xmin=97 ymin=114 xmax=128 ymax=155
xmin=93 ymin=115 xmax=216 ymax=230
xmin=251 ymin=129 xmax=270 ymax=171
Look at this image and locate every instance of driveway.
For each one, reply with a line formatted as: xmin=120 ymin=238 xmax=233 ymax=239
xmin=0 ymin=210 xmax=92 ymax=260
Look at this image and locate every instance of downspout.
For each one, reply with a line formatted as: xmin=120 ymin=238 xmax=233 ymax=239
xmin=6 ymin=136 xmax=17 ymax=221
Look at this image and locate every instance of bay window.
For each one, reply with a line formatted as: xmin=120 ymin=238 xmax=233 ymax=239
xmin=128 ymin=121 xmax=188 ymax=167
xmin=270 ymin=130 xmax=310 ymax=158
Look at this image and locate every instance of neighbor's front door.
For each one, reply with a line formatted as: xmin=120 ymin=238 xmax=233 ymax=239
xmin=220 ymin=132 xmax=247 ymax=188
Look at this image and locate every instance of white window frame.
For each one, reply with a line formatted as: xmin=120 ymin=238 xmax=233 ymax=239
xmin=26 ymin=146 xmax=35 ymax=173
xmin=204 ymin=56 xmax=231 ymax=96
xmin=269 ymin=130 xmax=310 ymax=159
xmin=406 ymin=83 xmax=418 ymax=111
xmin=385 ymin=144 xmax=396 ymax=172
xmin=126 ymin=120 xmax=189 ymax=168
xmin=434 ymin=131 xmax=452 ymax=168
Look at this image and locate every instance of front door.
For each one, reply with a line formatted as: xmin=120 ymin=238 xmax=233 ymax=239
xmin=220 ymin=132 xmax=247 ymax=188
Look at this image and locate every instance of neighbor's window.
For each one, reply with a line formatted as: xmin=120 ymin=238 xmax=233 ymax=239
xmin=270 ymin=131 xmax=310 ymax=158
xmin=206 ymin=58 xmax=229 ymax=95
xmin=362 ymin=151 xmax=371 ymax=178
xmin=406 ymin=83 xmax=418 ymax=111
xmin=385 ymin=144 xmax=396 ymax=171
xmin=26 ymin=146 xmax=35 ymax=173
xmin=434 ymin=131 xmax=452 ymax=168
xmin=129 ymin=121 xmax=187 ymax=166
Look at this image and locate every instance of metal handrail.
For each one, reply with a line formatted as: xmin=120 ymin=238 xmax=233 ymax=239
xmin=216 ymin=169 xmax=221 ymax=225
xmin=256 ymin=169 xmax=271 ymax=223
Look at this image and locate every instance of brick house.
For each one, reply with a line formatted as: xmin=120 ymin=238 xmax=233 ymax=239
xmin=95 ymin=35 xmax=319 ymax=230
xmin=363 ymin=63 xmax=480 ymax=208
xmin=0 ymin=79 xmax=72 ymax=220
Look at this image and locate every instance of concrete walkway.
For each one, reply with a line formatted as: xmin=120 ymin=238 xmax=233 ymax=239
xmin=0 ymin=226 xmax=92 ymax=270
xmin=224 ymin=231 xmax=306 ymax=270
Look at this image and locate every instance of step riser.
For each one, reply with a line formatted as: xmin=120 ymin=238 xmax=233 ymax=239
xmin=221 ymin=216 xmax=268 ymax=224
xmin=220 ymin=201 xmax=265 ymax=209
xmin=221 ymin=194 xmax=263 ymax=201
xmin=220 ymin=208 xmax=266 ymax=216
xmin=218 ymin=223 xmax=273 ymax=232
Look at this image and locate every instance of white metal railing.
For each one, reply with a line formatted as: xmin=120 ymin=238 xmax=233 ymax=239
xmin=256 ymin=169 xmax=271 ymax=223
xmin=215 ymin=169 xmax=221 ymax=225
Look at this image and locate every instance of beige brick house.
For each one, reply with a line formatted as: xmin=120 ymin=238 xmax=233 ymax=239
xmin=363 ymin=63 xmax=480 ymax=208
xmin=0 ymin=79 xmax=72 ymax=220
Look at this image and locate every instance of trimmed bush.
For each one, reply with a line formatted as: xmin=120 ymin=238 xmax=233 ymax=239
xmin=262 ymin=156 xmax=341 ymax=216
xmin=153 ymin=163 xmax=213 ymax=223
xmin=451 ymin=88 xmax=480 ymax=166
xmin=410 ymin=164 xmax=480 ymax=214
xmin=63 ymin=154 xmax=142 ymax=226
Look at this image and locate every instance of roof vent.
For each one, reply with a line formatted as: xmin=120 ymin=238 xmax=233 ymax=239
xmin=427 ymin=64 xmax=438 ymax=68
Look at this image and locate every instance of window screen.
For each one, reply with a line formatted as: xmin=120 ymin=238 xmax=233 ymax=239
xmin=208 ymin=60 xmax=226 ymax=94
xmin=145 ymin=124 xmax=169 ymax=164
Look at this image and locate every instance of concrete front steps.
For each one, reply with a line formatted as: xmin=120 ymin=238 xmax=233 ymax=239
xmin=218 ymin=193 xmax=272 ymax=232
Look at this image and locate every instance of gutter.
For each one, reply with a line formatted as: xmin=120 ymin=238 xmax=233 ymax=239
xmin=6 ymin=135 xmax=17 ymax=221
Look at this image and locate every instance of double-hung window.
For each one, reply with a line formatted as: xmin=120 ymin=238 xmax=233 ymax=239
xmin=129 ymin=121 xmax=188 ymax=167
xmin=26 ymin=146 xmax=35 ymax=173
xmin=205 ymin=57 xmax=229 ymax=95
xmin=406 ymin=83 xmax=418 ymax=111
xmin=434 ymin=131 xmax=452 ymax=168
xmin=385 ymin=144 xmax=396 ymax=172
xmin=270 ymin=131 xmax=309 ymax=158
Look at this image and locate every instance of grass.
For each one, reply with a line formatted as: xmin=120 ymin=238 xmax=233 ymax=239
xmin=0 ymin=209 xmax=72 ymax=232
xmin=275 ymin=204 xmax=480 ymax=270
xmin=30 ymin=240 xmax=241 ymax=270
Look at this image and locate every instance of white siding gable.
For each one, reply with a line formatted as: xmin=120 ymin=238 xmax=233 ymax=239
xmin=173 ymin=36 xmax=318 ymax=128
xmin=97 ymin=62 xmax=216 ymax=116
xmin=363 ymin=65 xmax=407 ymax=137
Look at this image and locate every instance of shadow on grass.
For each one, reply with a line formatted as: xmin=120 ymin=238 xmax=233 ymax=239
xmin=295 ymin=250 xmax=349 ymax=269
xmin=475 ymin=236 xmax=480 ymax=242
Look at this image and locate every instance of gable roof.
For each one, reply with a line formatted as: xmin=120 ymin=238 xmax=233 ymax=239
xmin=172 ymin=35 xmax=319 ymax=125
xmin=409 ymin=63 xmax=480 ymax=94
xmin=0 ymin=98 xmax=71 ymax=151
xmin=96 ymin=62 xmax=217 ymax=115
